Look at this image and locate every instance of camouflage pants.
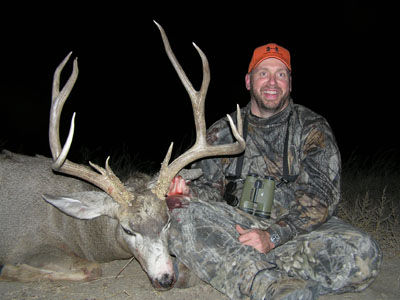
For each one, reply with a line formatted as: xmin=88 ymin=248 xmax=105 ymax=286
xmin=168 ymin=200 xmax=382 ymax=300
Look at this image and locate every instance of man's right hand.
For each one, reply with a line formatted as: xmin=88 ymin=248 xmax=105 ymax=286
xmin=236 ymin=224 xmax=275 ymax=254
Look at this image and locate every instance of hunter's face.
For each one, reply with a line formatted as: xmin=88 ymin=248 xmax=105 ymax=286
xmin=246 ymin=58 xmax=292 ymax=118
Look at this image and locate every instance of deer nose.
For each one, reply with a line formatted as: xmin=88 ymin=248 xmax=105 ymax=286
xmin=157 ymin=273 xmax=176 ymax=289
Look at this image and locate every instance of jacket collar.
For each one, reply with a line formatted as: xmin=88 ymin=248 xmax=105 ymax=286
xmin=245 ymin=98 xmax=294 ymax=127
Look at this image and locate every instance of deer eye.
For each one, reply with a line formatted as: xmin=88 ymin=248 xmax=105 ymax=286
xmin=121 ymin=226 xmax=136 ymax=236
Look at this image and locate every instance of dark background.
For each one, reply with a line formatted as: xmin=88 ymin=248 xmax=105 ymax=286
xmin=1 ymin=3 xmax=396 ymax=169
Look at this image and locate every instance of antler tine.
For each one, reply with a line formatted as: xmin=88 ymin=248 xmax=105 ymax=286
xmin=50 ymin=51 xmax=78 ymax=160
xmin=154 ymin=21 xmax=211 ymax=145
xmin=49 ymin=53 xmax=134 ymax=206
xmin=152 ymin=22 xmax=246 ymax=199
xmin=153 ymin=21 xmax=201 ymax=100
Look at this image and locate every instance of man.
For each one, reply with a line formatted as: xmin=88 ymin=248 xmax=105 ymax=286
xmin=167 ymin=43 xmax=382 ymax=300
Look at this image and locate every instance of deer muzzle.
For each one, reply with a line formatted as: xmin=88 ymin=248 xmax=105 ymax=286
xmin=151 ymin=272 xmax=176 ymax=290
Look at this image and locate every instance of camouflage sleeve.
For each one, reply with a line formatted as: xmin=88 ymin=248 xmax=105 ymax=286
xmin=266 ymin=119 xmax=341 ymax=247
xmin=189 ymin=157 xmax=226 ymax=202
xmin=188 ymin=117 xmax=235 ymax=202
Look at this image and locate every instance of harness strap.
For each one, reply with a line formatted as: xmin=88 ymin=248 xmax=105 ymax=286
xmin=235 ymin=112 xmax=248 ymax=177
xmin=279 ymin=111 xmax=298 ymax=186
xmin=234 ymin=108 xmax=297 ymax=185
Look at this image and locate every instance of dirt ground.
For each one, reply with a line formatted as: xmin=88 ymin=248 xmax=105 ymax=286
xmin=1 ymin=255 xmax=399 ymax=300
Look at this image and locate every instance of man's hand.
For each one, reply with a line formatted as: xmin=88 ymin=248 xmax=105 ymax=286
xmin=168 ymin=175 xmax=191 ymax=196
xmin=236 ymin=224 xmax=275 ymax=254
xmin=166 ymin=176 xmax=191 ymax=212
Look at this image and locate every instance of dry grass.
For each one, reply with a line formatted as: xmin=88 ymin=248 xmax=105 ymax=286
xmin=74 ymin=144 xmax=159 ymax=180
xmin=338 ymin=151 xmax=400 ymax=256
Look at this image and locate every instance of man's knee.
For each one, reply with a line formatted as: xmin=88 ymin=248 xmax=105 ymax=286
xmin=344 ymin=230 xmax=382 ymax=292
xmin=274 ymin=217 xmax=382 ymax=294
xmin=313 ymin=218 xmax=383 ymax=293
xmin=326 ymin=218 xmax=382 ymax=290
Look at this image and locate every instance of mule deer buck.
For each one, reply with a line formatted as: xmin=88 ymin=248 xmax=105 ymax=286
xmin=0 ymin=22 xmax=245 ymax=289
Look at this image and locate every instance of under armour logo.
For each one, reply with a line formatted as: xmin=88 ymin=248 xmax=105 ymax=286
xmin=266 ymin=46 xmax=279 ymax=52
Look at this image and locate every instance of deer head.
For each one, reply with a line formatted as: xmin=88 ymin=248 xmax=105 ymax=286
xmin=42 ymin=22 xmax=245 ymax=290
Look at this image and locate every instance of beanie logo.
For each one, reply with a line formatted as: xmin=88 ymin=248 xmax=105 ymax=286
xmin=266 ymin=46 xmax=279 ymax=52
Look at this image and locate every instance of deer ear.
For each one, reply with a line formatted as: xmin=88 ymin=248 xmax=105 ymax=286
xmin=42 ymin=191 xmax=120 ymax=220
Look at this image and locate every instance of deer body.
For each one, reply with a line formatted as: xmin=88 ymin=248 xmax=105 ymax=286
xmin=0 ymin=151 xmax=172 ymax=285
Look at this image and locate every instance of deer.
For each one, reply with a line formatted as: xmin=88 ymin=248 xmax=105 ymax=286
xmin=0 ymin=21 xmax=245 ymax=290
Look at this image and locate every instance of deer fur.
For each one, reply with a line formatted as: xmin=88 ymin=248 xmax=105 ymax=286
xmin=0 ymin=150 xmax=174 ymax=288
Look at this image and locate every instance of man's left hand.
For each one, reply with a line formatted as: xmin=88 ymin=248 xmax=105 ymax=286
xmin=236 ymin=224 xmax=275 ymax=254
xmin=168 ymin=175 xmax=191 ymax=196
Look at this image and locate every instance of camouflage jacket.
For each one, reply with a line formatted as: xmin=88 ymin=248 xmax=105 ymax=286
xmin=190 ymin=99 xmax=341 ymax=247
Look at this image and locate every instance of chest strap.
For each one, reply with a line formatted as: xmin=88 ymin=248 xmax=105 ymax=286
xmin=234 ymin=109 xmax=297 ymax=185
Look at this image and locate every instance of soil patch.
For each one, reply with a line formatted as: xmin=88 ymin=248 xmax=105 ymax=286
xmin=1 ymin=255 xmax=399 ymax=300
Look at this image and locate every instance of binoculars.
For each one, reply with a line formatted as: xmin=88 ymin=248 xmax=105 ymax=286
xmin=225 ymin=174 xmax=275 ymax=219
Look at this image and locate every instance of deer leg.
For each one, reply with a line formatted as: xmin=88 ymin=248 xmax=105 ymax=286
xmin=0 ymin=255 xmax=101 ymax=282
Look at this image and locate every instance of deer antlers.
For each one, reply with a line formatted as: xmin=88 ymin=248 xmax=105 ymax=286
xmin=151 ymin=21 xmax=245 ymax=199
xmin=49 ymin=52 xmax=135 ymax=206
xmin=48 ymin=22 xmax=245 ymax=205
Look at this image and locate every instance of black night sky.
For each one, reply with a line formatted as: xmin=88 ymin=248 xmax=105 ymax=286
xmin=1 ymin=3 xmax=397 ymax=169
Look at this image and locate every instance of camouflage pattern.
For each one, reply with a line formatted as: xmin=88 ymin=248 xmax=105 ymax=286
xmin=168 ymin=100 xmax=382 ymax=299
xmin=190 ymin=99 xmax=342 ymax=246
xmin=168 ymin=200 xmax=382 ymax=299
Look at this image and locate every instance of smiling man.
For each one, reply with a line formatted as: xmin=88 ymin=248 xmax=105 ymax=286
xmin=246 ymin=44 xmax=292 ymax=118
xmin=167 ymin=43 xmax=382 ymax=300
